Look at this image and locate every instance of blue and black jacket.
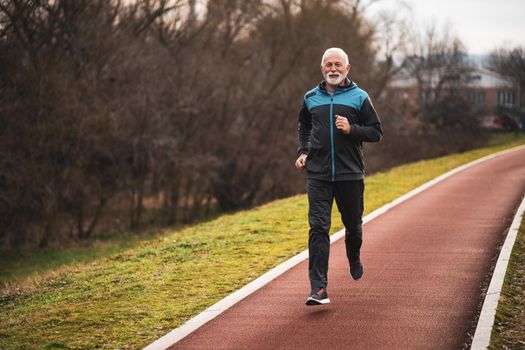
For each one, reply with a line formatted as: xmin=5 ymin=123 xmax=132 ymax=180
xmin=297 ymin=78 xmax=382 ymax=181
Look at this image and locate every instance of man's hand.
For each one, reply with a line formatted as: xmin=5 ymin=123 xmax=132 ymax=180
xmin=295 ymin=154 xmax=307 ymax=170
xmin=335 ymin=115 xmax=351 ymax=134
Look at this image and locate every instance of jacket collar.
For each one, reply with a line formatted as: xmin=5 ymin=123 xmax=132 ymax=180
xmin=318 ymin=77 xmax=356 ymax=95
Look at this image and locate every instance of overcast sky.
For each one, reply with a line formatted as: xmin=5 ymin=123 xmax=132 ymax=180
xmin=367 ymin=0 xmax=525 ymax=55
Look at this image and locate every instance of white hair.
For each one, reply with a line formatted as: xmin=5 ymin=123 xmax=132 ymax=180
xmin=321 ymin=47 xmax=349 ymax=66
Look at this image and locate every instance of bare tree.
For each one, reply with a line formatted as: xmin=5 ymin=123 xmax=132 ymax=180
xmin=401 ymin=23 xmax=474 ymax=127
xmin=0 ymin=0 xmax=489 ymax=252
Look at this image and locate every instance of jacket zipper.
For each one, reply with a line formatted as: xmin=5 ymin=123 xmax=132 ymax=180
xmin=329 ymin=95 xmax=335 ymax=181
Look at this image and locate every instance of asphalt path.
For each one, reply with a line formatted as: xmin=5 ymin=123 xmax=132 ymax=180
xmin=169 ymin=147 xmax=525 ymax=350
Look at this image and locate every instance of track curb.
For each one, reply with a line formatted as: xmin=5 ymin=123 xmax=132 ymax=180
xmin=470 ymin=194 xmax=525 ymax=349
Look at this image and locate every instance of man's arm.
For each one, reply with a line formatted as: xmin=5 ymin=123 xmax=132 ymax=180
xmin=297 ymin=101 xmax=312 ymax=154
xmin=348 ymin=97 xmax=382 ymax=142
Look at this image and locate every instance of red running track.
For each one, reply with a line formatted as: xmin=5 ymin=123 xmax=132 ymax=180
xmin=169 ymin=147 xmax=525 ymax=350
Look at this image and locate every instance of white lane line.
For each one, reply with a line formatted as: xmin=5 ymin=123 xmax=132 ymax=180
xmin=471 ymin=194 xmax=525 ymax=350
xmin=143 ymin=144 xmax=525 ymax=350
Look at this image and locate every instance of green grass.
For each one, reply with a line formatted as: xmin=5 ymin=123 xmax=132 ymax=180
xmin=489 ymin=215 xmax=525 ymax=349
xmin=0 ymin=230 xmax=165 ymax=287
xmin=1 ymin=132 xmax=524 ymax=349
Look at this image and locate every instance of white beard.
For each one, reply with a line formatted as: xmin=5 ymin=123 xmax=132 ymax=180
xmin=324 ymin=71 xmax=346 ymax=85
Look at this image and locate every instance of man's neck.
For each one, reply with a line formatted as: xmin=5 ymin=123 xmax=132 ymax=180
xmin=325 ymin=79 xmax=348 ymax=93
xmin=326 ymin=83 xmax=337 ymax=93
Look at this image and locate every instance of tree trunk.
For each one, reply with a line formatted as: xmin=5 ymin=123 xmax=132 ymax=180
xmin=83 ymin=195 xmax=107 ymax=239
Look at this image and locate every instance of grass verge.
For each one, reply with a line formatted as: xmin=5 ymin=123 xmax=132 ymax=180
xmin=489 ymin=215 xmax=525 ymax=349
xmin=1 ymin=132 xmax=524 ymax=349
xmin=0 ymin=230 xmax=166 ymax=287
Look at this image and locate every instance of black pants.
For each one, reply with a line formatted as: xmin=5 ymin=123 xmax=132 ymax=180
xmin=307 ymin=178 xmax=364 ymax=292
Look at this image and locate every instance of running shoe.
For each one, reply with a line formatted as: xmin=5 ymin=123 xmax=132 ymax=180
xmin=350 ymin=260 xmax=364 ymax=280
xmin=305 ymin=288 xmax=330 ymax=305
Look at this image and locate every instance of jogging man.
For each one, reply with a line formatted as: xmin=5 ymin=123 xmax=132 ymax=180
xmin=295 ymin=48 xmax=382 ymax=305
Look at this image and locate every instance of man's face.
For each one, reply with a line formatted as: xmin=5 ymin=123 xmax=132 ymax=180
xmin=321 ymin=52 xmax=351 ymax=86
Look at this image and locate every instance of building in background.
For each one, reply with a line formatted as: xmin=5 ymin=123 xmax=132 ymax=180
xmin=388 ymin=65 xmax=522 ymax=131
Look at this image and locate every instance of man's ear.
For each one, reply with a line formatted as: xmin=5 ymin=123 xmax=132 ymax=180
xmin=347 ymin=63 xmax=351 ymax=73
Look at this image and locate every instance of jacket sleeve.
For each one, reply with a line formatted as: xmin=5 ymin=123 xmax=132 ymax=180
xmin=297 ymin=101 xmax=312 ymax=155
xmin=348 ymin=97 xmax=383 ymax=142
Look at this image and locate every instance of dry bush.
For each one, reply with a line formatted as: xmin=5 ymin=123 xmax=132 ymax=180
xmin=0 ymin=0 xmax=486 ymax=251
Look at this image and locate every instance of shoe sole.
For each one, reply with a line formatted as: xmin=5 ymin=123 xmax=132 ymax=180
xmin=305 ymin=297 xmax=331 ymax=306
